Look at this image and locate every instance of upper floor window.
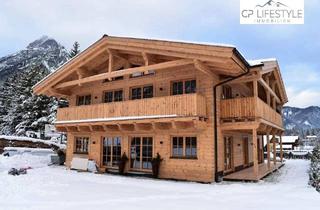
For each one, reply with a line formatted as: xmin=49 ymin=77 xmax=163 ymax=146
xmin=172 ymin=79 xmax=196 ymax=95
xmin=77 ymin=95 xmax=91 ymax=106
xmin=131 ymin=85 xmax=153 ymax=100
xmin=104 ymin=90 xmax=123 ymax=103
xmin=75 ymin=137 xmax=89 ymax=154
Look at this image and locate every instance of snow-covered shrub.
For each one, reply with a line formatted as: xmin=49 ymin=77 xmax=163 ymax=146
xmin=309 ymin=145 xmax=320 ymax=192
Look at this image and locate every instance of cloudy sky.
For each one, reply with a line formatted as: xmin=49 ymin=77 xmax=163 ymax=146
xmin=0 ymin=0 xmax=319 ymax=107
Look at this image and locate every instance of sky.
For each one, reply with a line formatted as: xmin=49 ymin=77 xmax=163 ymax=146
xmin=0 ymin=0 xmax=319 ymax=108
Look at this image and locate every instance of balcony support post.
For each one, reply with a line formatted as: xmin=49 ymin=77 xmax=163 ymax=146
xmin=252 ymin=127 xmax=259 ymax=179
xmin=266 ymin=132 xmax=271 ymax=170
xmin=280 ymin=134 xmax=283 ymax=163
xmin=272 ymin=133 xmax=277 ymax=166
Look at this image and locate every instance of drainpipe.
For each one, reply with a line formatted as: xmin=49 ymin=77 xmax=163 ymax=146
xmin=213 ymin=50 xmax=251 ymax=182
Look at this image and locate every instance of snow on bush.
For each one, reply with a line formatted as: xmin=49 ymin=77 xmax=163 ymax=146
xmin=309 ymin=145 xmax=320 ymax=192
xmin=0 ymin=153 xmax=51 ymax=173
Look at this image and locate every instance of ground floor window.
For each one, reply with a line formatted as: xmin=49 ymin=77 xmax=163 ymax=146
xmin=171 ymin=136 xmax=197 ymax=158
xmin=102 ymin=137 xmax=122 ymax=167
xmin=130 ymin=137 xmax=153 ymax=170
xmin=75 ymin=137 xmax=89 ymax=154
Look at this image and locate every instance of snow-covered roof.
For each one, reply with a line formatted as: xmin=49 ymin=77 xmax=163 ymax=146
xmin=276 ymin=144 xmax=292 ymax=149
xmin=282 ymin=136 xmax=299 ymax=143
xmin=247 ymin=58 xmax=277 ymax=66
xmin=306 ymin=135 xmax=317 ymax=138
xmin=0 ymin=135 xmax=65 ymax=149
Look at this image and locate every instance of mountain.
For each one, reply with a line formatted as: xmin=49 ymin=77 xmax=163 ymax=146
xmin=283 ymin=106 xmax=320 ymax=135
xmin=0 ymin=35 xmax=68 ymax=85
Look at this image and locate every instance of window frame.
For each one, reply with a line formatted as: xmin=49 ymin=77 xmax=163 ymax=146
xmin=74 ymin=136 xmax=90 ymax=154
xmin=171 ymin=136 xmax=197 ymax=159
xmin=171 ymin=79 xmax=197 ymax=95
xmin=76 ymin=95 xmax=91 ymax=106
xmin=103 ymin=89 xmax=123 ymax=103
xmin=102 ymin=136 xmax=122 ymax=167
xmin=130 ymin=84 xmax=154 ymax=100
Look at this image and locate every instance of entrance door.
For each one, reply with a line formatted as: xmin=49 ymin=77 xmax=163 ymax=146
xmin=243 ymin=136 xmax=249 ymax=166
xmin=130 ymin=137 xmax=153 ymax=170
xmin=224 ymin=136 xmax=233 ymax=171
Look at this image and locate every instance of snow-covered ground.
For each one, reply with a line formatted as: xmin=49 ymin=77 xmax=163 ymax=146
xmin=0 ymin=155 xmax=319 ymax=210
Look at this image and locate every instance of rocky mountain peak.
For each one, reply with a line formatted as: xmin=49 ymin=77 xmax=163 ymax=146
xmin=0 ymin=36 xmax=69 ymax=84
xmin=26 ymin=35 xmax=61 ymax=50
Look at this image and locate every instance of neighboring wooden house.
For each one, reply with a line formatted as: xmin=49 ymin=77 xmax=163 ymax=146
xmin=33 ymin=36 xmax=288 ymax=182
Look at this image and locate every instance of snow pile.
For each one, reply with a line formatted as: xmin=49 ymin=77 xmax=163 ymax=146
xmin=0 ymin=135 xmax=66 ymax=149
xmin=3 ymin=147 xmax=54 ymax=157
xmin=0 ymin=153 xmax=51 ymax=173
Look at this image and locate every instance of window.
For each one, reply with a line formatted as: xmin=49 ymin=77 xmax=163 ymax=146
xmin=171 ymin=136 xmax=197 ymax=158
xmin=185 ymin=137 xmax=197 ymax=157
xmin=77 ymin=95 xmax=91 ymax=106
xmin=143 ymin=86 xmax=153 ymax=98
xmin=75 ymin=137 xmax=89 ymax=154
xmin=130 ymin=64 xmax=155 ymax=78
xmin=131 ymin=87 xmax=142 ymax=100
xmin=222 ymin=85 xmax=232 ymax=99
xmin=172 ymin=79 xmax=196 ymax=95
xmin=172 ymin=137 xmax=183 ymax=157
xmin=103 ymin=90 xmax=123 ymax=103
xmin=131 ymin=85 xmax=153 ymax=100
xmin=102 ymin=137 xmax=122 ymax=167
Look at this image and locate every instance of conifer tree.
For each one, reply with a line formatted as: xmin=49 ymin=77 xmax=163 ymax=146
xmin=69 ymin=41 xmax=80 ymax=58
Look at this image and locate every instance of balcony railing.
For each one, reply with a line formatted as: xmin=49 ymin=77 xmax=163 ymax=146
xmin=220 ymin=97 xmax=283 ymax=128
xmin=56 ymin=93 xmax=207 ymax=122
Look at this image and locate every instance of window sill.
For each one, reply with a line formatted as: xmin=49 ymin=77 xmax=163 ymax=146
xmin=170 ymin=156 xmax=198 ymax=160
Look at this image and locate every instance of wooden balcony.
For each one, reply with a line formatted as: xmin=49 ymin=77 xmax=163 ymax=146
xmin=56 ymin=94 xmax=207 ymax=123
xmin=220 ymin=97 xmax=283 ymax=128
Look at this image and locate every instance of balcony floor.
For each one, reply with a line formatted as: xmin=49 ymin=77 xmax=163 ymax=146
xmin=223 ymin=161 xmax=284 ymax=181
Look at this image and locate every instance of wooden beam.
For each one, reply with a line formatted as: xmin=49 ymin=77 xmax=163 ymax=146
xmin=55 ymin=59 xmax=193 ymax=89
xmin=280 ymin=135 xmax=283 ymax=163
xmin=266 ymin=133 xmax=271 ymax=170
xmin=107 ymin=49 xmax=113 ymax=81
xmin=194 ymin=59 xmax=215 ymax=77
xmin=258 ymin=78 xmax=280 ymax=103
xmin=49 ymin=88 xmax=71 ymax=97
xmin=273 ymin=134 xmax=277 ymax=165
xmin=252 ymin=128 xmax=259 ymax=178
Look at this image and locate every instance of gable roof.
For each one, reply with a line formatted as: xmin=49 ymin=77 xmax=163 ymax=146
xmin=33 ymin=35 xmax=287 ymax=104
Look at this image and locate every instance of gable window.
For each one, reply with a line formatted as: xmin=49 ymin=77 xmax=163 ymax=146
xmin=131 ymin=85 xmax=153 ymax=100
xmin=171 ymin=136 xmax=197 ymax=159
xmin=75 ymin=137 xmax=89 ymax=154
xmin=102 ymin=137 xmax=122 ymax=167
xmin=172 ymin=79 xmax=196 ymax=95
xmin=77 ymin=95 xmax=91 ymax=106
xmin=130 ymin=65 xmax=155 ymax=78
xmin=103 ymin=90 xmax=123 ymax=103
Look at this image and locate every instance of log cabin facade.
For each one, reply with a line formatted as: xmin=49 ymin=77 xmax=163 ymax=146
xmin=33 ymin=36 xmax=288 ymax=182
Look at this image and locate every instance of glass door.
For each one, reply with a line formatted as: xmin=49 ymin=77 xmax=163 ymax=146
xmin=130 ymin=137 xmax=153 ymax=170
xmin=224 ymin=136 xmax=233 ymax=171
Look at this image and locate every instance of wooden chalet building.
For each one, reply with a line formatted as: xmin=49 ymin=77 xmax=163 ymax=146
xmin=33 ymin=36 xmax=287 ymax=182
